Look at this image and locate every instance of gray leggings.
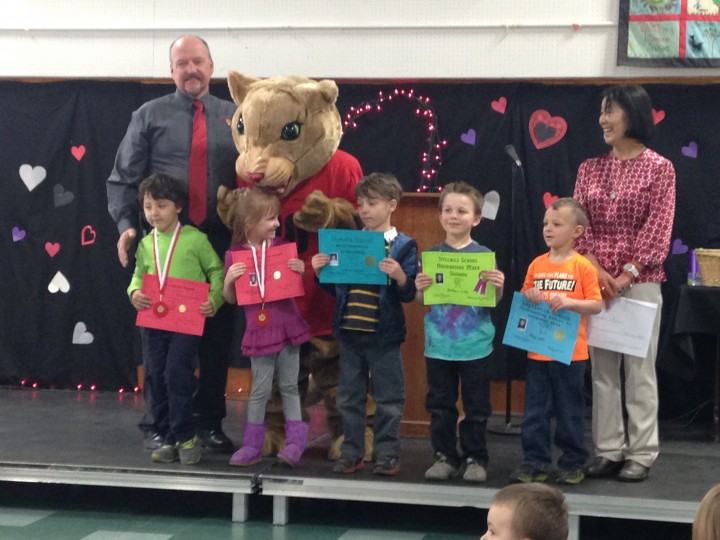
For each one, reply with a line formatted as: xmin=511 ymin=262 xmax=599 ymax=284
xmin=247 ymin=344 xmax=302 ymax=424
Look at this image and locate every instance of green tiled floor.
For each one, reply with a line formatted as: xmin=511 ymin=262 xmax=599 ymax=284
xmin=0 ymin=484 xmax=480 ymax=540
xmin=0 ymin=482 xmax=694 ymax=540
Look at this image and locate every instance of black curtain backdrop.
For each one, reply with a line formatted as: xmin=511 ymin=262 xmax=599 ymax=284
xmin=1 ymin=80 xmax=718 ymax=418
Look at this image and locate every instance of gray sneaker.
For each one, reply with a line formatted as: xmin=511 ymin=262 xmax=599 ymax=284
xmin=462 ymin=457 xmax=487 ymax=483
xmin=178 ymin=435 xmax=201 ymax=465
xmin=425 ymin=453 xmax=459 ymax=481
xmin=151 ymin=443 xmax=179 ymax=463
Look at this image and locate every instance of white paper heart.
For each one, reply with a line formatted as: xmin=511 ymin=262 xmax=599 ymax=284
xmin=72 ymin=322 xmax=94 ymax=345
xmin=19 ymin=164 xmax=47 ymax=192
xmin=48 ymin=271 xmax=70 ymax=293
xmin=482 ymin=190 xmax=500 ymax=220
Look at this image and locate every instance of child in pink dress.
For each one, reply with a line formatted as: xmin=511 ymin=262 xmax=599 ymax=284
xmin=223 ymin=187 xmax=311 ymax=467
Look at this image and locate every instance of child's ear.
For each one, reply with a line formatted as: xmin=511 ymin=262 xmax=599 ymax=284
xmin=473 ymin=214 xmax=482 ymax=227
xmin=573 ymin=224 xmax=585 ymax=239
xmin=389 ymin=199 xmax=398 ymax=212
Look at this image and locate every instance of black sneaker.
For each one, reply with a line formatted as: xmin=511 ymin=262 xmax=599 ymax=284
xmin=556 ymin=464 xmax=585 ymax=485
xmin=197 ymin=429 xmax=234 ymax=453
xmin=508 ymin=465 xmax=548 ymax=484
xmin=333 ymin=455 xmax=364 ymax=474
xmin=372 ymin=456 xmax=400 ymax=476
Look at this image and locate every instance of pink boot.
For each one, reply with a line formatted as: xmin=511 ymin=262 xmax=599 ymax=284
xmin=229 ymin=423 xmax=266 ymax=467
xmin=277 ymin=421 xmax=309 ymax=467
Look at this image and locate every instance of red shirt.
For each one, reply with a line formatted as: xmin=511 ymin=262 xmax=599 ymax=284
xmin=573 ymin=149 xmax=675 ymax=283
xmin=237 ymin=150 xmax=362 ymax=336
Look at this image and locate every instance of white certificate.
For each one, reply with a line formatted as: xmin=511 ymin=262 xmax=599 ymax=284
xmin=587 ymin=297 xmax=658 ymax=358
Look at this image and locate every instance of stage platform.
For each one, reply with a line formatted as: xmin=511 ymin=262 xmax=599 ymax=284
xmin=0 ymin=387 xmax=714 ymax=540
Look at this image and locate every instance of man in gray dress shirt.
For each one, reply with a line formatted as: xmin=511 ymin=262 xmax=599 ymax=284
xmin=107 ymin=35 xmax=239 ymax=452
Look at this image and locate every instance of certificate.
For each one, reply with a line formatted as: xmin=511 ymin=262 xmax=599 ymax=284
xmin=318 ymin=229 xmax=387 ymax=285
xmin=231 ymin=243 xmax=304 ymax=306
xmin=136 ymin=274 xmax=210 ymax=336
xmin=421 ymin=251 xmax=496 ymax=307
xmin=502 ymin=291 xmax=580 ymax=365
xmin=587 ymin=297 xmax=658 ymax=358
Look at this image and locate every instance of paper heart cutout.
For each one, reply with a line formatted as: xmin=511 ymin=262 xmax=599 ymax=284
xmin=652 ymin=109 xmax=665 ymax=125
xmin=682 ymin=141 xmax=698 ymax=158
xmin=53 ymin=184 xmax=74 ymax=207
xmin=48 ymin=271 xmax=70 ymax=293
xmin=71 ymin=145 xmax=86 ymax=161
xmin=81 ymin=225 xmax=97 ymax=246
xmin=72 ymin=322 xmax=94 ymax=345
xmin=460 ymin=128 xmax=476 ymax=145
xmin=19 ymin=164 xmax=47 ymax=192
xmin=672 ymin=238 xmax=689 ymax=255
xmin=529 ymin=110 xmax=567 ymax=149
xmin=491 ymin=97 xmax=507 ymax=114
xmin=543 ymin=192 xmax=559 ymax=208
xmin=482 ymin=191 xmax=500 ymax=221
xmin=12 ymin=227 xmax=26 ymax=242
xmin=45 ymin=242 xmax=61 ymax=257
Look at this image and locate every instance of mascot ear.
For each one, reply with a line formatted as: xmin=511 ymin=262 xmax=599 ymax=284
xmin=227 ymin=70 xmax=259 ymax=106
xmin=297 ymin=79 xmax=339 ymax=111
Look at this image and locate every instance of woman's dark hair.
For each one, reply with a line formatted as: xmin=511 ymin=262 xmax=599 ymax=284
xmin=138 ymin=173 xmax=187 ymax=208
xmin=601 ymin=85 xmax=655 ymax=145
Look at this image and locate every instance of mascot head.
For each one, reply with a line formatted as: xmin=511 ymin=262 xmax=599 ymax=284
xmin=227 ymin=71 xmax=342 ymax=197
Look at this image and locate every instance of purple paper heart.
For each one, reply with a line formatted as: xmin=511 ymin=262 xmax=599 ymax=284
xmin=12 ymin=226 xmax=26 ymax=242
xmin=460 ymin=129 xmax=476 ymax=145
xmin=682 ymin=141 xmax=698 ymax=159
xmin=672 ymin=238 xmax=689 ymax=255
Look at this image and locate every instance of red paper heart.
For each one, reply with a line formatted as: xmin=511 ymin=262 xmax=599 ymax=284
xmin=45 ymin=242 xmax=61 ymax=257
xmin=543 ymin=192 xmax=559 ymax=208
xmin=529 ymin=110 xmax=567 ymax=150
xmin=652 ymin=109 xmax=665 ymax=125
xmin=491 ymin=97 xmax=507 ymax=114
xmin=71 ymin=145 xmax=86 ymax=161
xmin=81 ymin=225 xmax=96 ymax=246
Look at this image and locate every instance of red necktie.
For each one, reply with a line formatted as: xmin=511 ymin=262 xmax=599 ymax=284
xmin=188 ymin=100 xmax=208 ymax=225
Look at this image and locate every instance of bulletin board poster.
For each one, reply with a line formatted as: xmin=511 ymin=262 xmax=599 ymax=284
xmin=618 ymin=0 xmax=720 ymax=67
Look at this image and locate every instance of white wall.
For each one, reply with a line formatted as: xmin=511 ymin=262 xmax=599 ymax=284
xmin=2 ymin=0 xmax=719 ymax=79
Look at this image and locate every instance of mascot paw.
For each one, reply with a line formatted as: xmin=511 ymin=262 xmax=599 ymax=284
xmin=327 ymin=428 xmax=374 ymax=462
xmin=262 ymin=428 xmax=286 ymax=457
xmin=293 ymin=190 xmax=358 ymax=232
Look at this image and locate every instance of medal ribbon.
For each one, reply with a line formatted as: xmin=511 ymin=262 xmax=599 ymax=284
xmin=250 ymin=240 xmax=267 ymax=305
xmin=152 ymin=222 xmax=182 ymax=297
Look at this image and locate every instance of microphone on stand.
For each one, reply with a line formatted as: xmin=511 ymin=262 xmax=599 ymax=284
xmin=504 ymin=144 xmax=523 ymax=168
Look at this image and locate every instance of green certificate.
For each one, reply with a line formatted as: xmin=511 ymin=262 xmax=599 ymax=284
xmin=421 ymin=251 xmax=496 ymax=307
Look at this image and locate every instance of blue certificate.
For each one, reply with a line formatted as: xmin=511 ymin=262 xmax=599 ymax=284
xmin=502 ymin=292 xmax=580 ymax=365
xmin=318 ymin=229 xmax=387 ymax=285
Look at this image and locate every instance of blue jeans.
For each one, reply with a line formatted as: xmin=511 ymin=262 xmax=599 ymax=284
xmin=143 ymin=328 xmax=201 ymax=444
xmin=425 ymin=356 xmax=491 ymax=467
xmin=337 ymin=331 xmax=405 ymax=461
xmin=521 ymin=359 xmax=588 ymax=470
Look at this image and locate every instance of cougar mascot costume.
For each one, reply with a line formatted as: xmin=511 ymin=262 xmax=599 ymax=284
xmin=217 ymin=71 xmax=374 ymax=462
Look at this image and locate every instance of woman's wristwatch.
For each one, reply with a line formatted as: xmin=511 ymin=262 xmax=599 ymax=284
xmin=622 ymin=262 xmax=640 ymax=282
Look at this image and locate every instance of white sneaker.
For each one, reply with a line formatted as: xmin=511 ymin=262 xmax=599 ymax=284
xmin=462 ymin=457 xmax=487 ymax=483
xmin=424 ymin=453 xmax=459 ymax=481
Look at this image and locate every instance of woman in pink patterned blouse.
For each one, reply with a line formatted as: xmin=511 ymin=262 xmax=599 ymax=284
xmin=573 ymin=85 xmax=675 ymax=483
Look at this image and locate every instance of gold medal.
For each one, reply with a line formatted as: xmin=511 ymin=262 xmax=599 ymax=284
xmin=153 ymin=301 xmax=169 ymax=317
xmin=256 ymin=309 xmax=270 ymax=325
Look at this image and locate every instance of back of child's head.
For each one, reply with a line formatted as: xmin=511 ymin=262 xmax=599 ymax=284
xmin=548 ymin=197 xmax=588 ymax=228
xmin=138 ymin=173 xmax=187 ymax=208
xmin=356 ymin=172 xmax=403 ymax=203
xmin=694 ymin=484 xmax=720 ymax=540
xmin=230 ymin=186 xmax=281 ymax=245
xmin=492 ymin=484 xmax=568 ymax=540
xmin=438 ymin=181 xmax=484 ymax=216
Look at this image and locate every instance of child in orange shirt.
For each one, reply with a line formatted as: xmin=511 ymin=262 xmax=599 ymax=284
xmin=509 ymin=198 xmax=602 ymax=486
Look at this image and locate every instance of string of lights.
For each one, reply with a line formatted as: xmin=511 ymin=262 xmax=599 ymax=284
xmin=342 ymin=88 xmax=448 ymax=192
